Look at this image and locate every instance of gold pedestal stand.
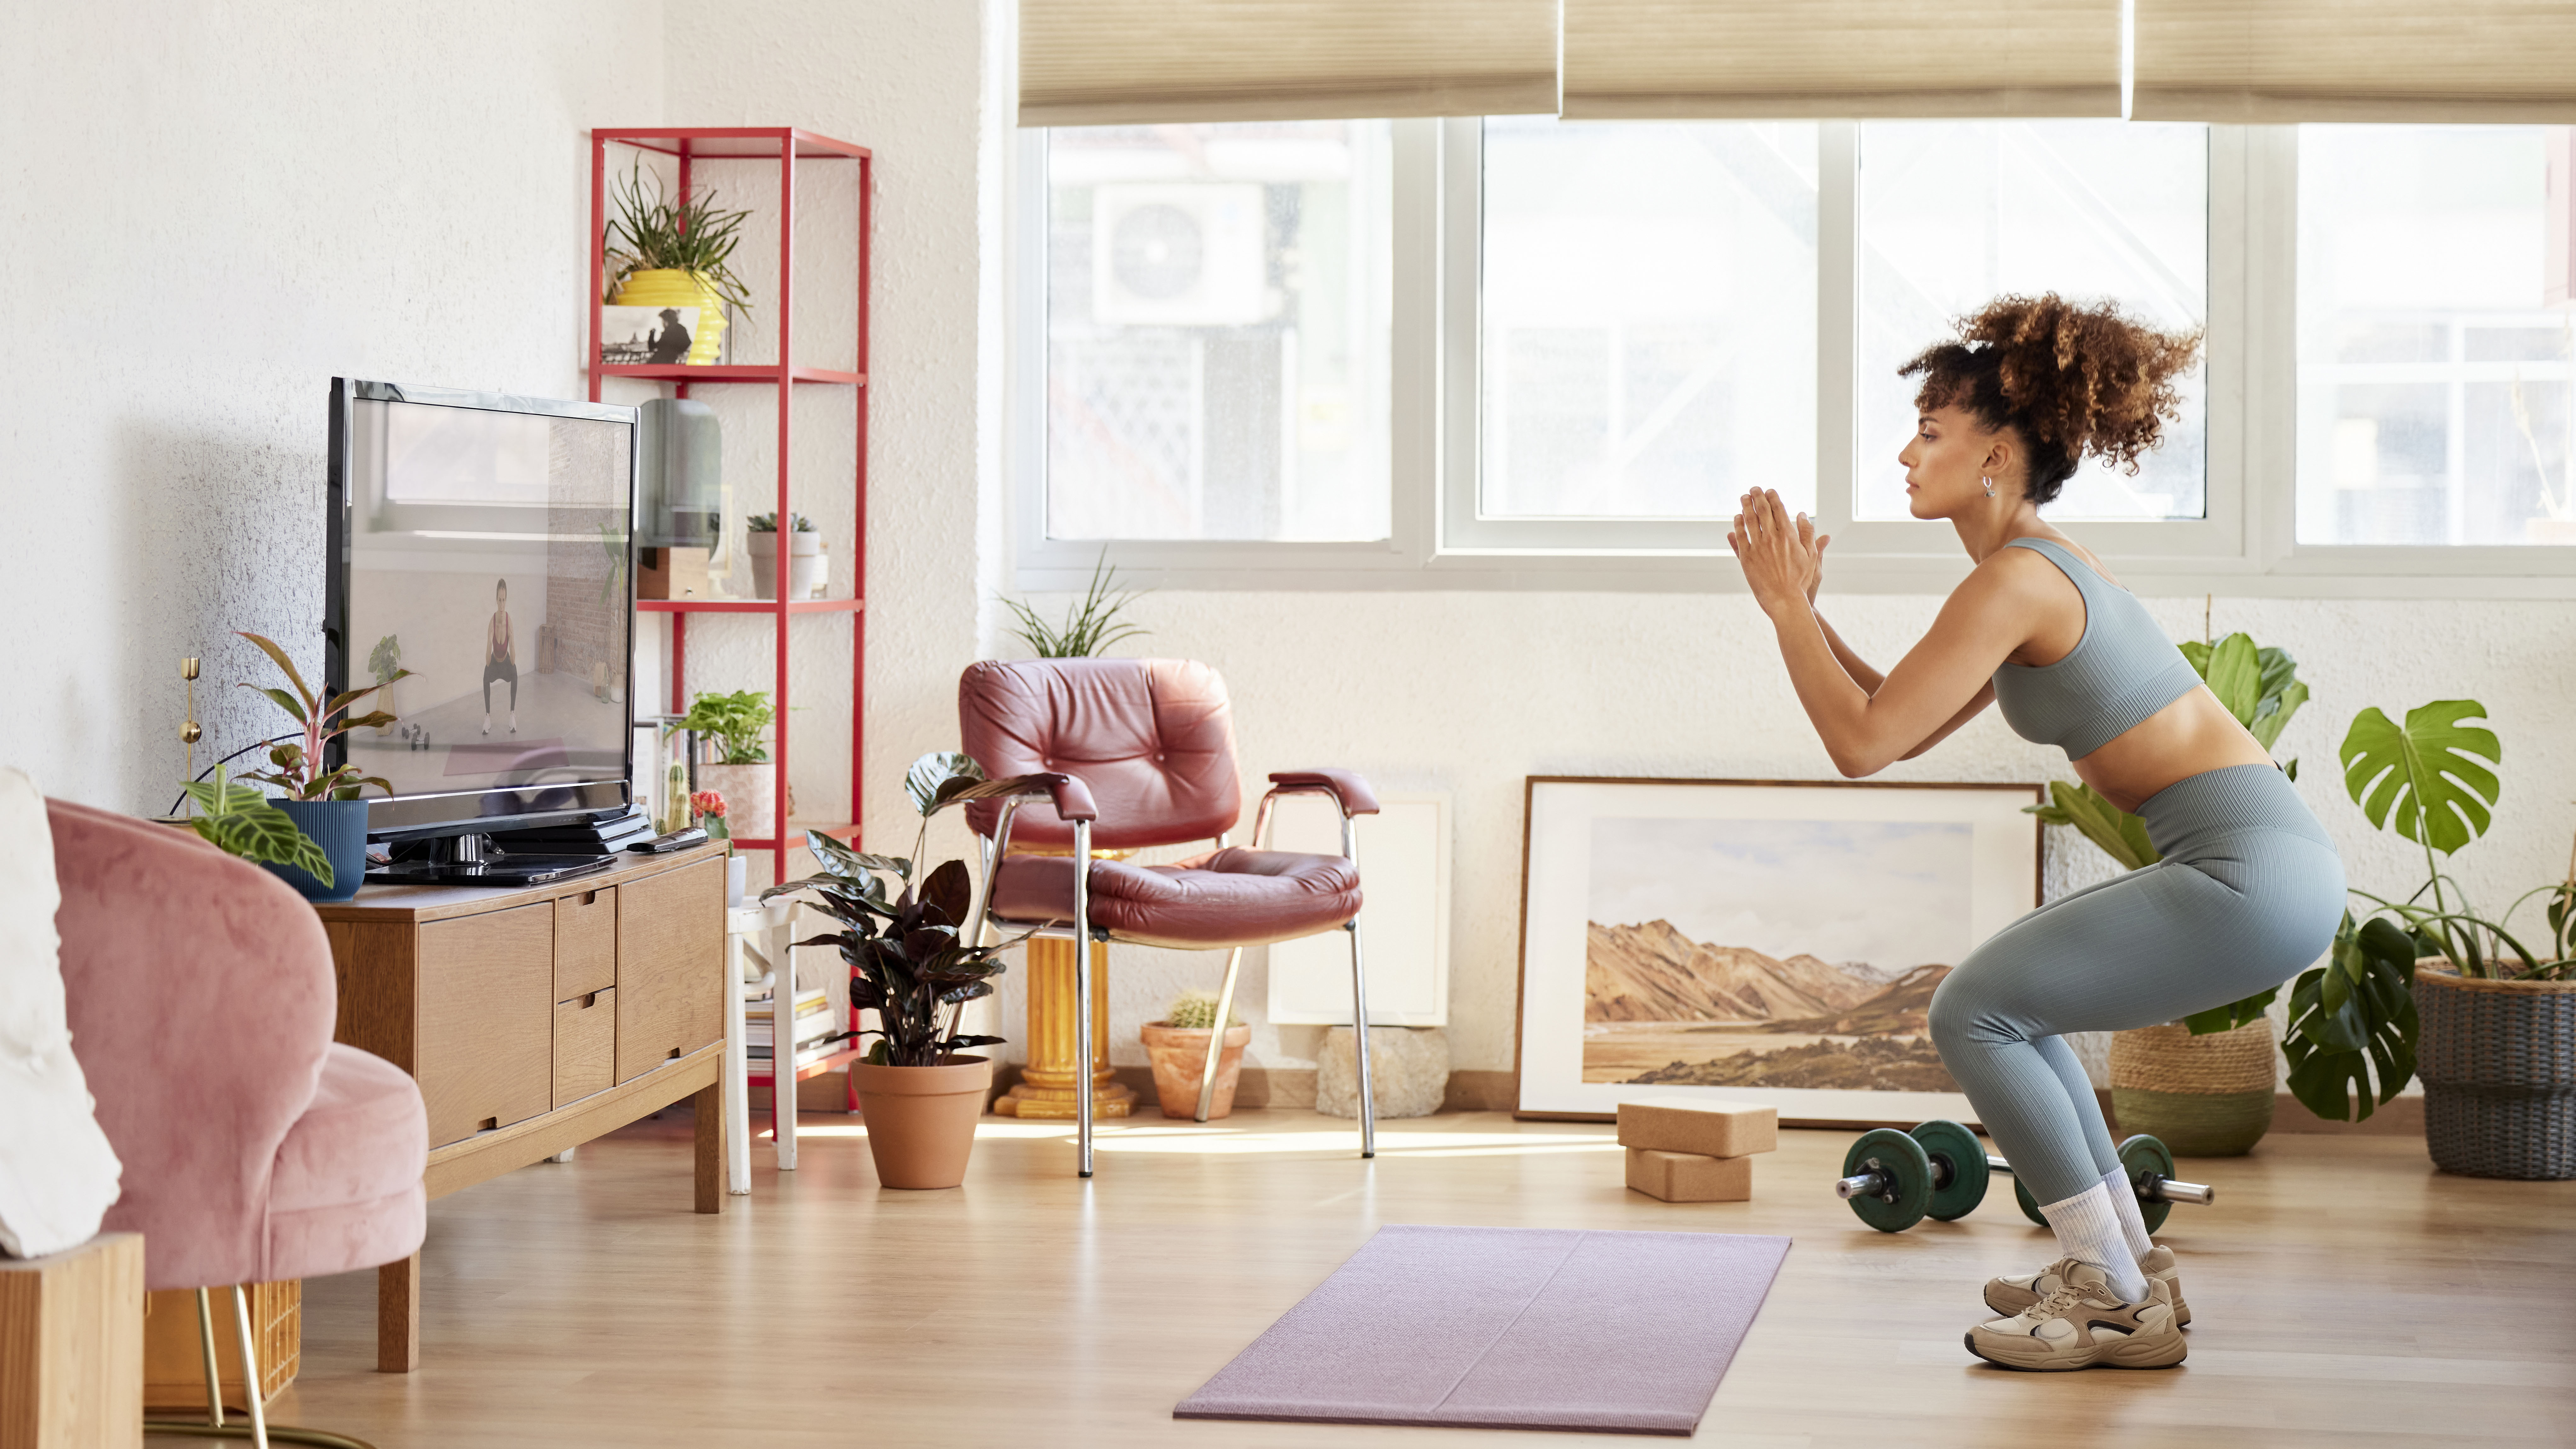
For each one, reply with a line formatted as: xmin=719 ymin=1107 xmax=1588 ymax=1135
xmin=993 ymin=935 xmax=1134 ymax=1118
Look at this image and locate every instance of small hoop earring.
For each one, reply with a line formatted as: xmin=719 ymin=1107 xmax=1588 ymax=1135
xmin=1981 ymin=476 xmax=1996 ymax=498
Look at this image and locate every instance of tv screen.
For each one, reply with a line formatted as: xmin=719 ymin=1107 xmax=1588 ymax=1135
xmin=326 ymin=379 xmax=638 ymax=840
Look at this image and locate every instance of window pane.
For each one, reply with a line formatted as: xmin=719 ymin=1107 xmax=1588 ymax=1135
xmin=1857 ymin=122 xmax=2210 ymax=522
xmin=2297 ymin=126 xmax=2576 ymax=546
xmin=1046 ymin=122 xmax=1393 ymax=541
xmin=1481 ymin=118 xmax=1820 ymax=519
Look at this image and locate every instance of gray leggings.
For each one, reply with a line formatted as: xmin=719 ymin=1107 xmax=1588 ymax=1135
xmin=1928 ymin=764 xmax=2345 ymax=1204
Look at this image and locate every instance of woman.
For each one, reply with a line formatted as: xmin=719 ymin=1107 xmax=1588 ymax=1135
xmin=482 ymin=577 xmax=517 ymax=736
xmin=1729 ymin=295 xmax=2343 ymax=1372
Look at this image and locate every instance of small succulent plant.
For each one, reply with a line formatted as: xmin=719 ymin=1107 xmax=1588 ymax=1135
xmin=1163 ymin=989 xmax=1241 ymax=1031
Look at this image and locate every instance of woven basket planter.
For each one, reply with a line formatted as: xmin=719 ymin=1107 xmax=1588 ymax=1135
xmin=2109 ymin=1018 xmax=2276 ymax=1157
xmin=2415 ymin=959 xmax=2576 ymax=1181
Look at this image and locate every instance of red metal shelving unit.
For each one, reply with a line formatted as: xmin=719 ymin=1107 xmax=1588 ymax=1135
xmin=588 ymin=126 xmax=874 ymax=1105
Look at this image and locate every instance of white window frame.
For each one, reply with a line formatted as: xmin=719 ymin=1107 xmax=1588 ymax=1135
xmin=1008 ymin=119 xmax=2576 ymax=596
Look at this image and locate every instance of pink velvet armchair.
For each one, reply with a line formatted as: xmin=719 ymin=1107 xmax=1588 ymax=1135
xmin=50 ymin=798 xmax=427 ymax=1448
xmin=959 ymin=658 xmax=1382 ymax=1177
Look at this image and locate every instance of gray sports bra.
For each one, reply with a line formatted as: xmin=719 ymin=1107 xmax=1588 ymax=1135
xmin=1989 ymin=537 xmax=2202 ymax=760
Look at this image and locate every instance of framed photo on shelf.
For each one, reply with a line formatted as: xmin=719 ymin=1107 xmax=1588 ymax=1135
xmin=1513 ymin=777 xmax=2042 ymax=1126
xmin=598 ymin=304 xmax=701 ymax=366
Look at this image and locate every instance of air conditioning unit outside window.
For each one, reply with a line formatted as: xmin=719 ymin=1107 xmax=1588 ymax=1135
xmin=1092 ymin=182 xmax=1268 ymax=328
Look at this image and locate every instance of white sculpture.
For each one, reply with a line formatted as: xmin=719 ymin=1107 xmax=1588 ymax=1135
xmin=0 ymin=767 xmax=123 ymax=1258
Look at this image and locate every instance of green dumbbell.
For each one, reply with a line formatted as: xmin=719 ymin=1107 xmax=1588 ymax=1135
xmin=2007 ymin=1134 xmax=2210 ymax=1233
xmin=1839 ymin=1123 xmax=2214 ymax=1234
xmin=1835 ymin=1119 xmax=1992 ymax=1233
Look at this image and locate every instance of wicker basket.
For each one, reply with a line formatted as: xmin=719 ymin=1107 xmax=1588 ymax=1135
xmin=2109 ymin=1018 xmax=2277 ymax=1157
xmin=2415 ymin=959 xmax=2576 ymax=1181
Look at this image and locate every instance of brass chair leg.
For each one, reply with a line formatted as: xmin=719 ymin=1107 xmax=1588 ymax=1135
xmin=1194 ymin=946 xmax=1245 ymax=1122
xmin=144 ymin=1284 xmax=381 ymax=1449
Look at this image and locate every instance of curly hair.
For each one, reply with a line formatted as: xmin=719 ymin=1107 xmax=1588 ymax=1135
xmin=1898 ymin=294 xmax=2202 ymax=507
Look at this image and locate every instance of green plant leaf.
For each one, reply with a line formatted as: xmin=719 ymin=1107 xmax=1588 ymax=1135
xmin=2023 ymin=780 xmax=2160 ymax=871
xmin=2180 ymin=986 xmax=2276 ymax=1035
xmin=2196 ymin=632 xmax=2263 ymax=726
xmin=192 ymin=802 xmax=334 ymax=887
xmin=236 ymin=632 xmax=317 ymax=711
xmin=905 ymin=752 xmax=984 ymax=817
xmin=245 ymin=686 xmax=307 ymax=723
xmin=2339 ymin=700 xmax=2501 ymax=855
xmin=2249 ymin=675 xmax=2309 ymax=753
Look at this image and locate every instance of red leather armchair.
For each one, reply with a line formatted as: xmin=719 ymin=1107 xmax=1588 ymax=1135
xmin=959 ymin=658 xmax=1382 ymax=1176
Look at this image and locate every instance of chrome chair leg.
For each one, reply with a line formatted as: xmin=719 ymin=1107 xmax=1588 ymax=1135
xmin=1348 ymin=920 xmax=1376 ymax=1159
xmin=1341 ymin=814 xmax=1374 ymax=1159
xmin=1073 ymin=818 xmax=1095 ymax=1178
xmin=1195 ymin=945 xmax=1246 ymax=1121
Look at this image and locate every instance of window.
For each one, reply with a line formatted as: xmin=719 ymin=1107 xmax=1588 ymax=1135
xmin=1015 ymin=115 xmax=2575 ymax=587
xmin=1480 ymin=117 xmax=1820 ymax=520
xmin=1856 ymin=121 xmax=2210 ymax=522
xmin=2296 ymin=126 xmax=2576 ymax=547
xmin=1042 ymin=121 xmax=1394 ymax=543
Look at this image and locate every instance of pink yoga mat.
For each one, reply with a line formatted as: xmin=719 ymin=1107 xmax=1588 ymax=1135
xmin=1175 ymin=1224 xmax=1791 ymax=1435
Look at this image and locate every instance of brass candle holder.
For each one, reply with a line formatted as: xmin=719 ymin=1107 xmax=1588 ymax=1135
xmin=180 ymin=657 xmax=202 ymax=813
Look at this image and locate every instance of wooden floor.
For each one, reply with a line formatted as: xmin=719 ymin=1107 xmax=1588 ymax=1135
xmin=197 ymin=1108 xmax=2575 ymax=1448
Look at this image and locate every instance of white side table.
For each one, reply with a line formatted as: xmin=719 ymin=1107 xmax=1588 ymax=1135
xmin=723 ymin=901 xmax=794 ymax=1191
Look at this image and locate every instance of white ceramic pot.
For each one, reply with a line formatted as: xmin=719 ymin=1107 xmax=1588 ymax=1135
xmin=745 ymin=530 xmax=826 ymax=600
xmin=696 ymin=761 xmax=776 ymax=842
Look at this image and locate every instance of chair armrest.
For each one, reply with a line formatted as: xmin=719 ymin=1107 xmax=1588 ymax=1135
xmin=1266 ymin=770 xmax=1381 ymax=817
xmin=980 ymin=771 xmax=1096 ymax=823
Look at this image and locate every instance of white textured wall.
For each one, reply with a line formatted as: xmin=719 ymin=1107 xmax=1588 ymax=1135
xmin=999 ymin=589 xmax=2576 ymax=1089
xmin=1 ymin=2 xmax=663 ymax=809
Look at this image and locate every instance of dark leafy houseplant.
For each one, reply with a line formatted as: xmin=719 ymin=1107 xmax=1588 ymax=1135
xmin=671 ymin=688 xmax=773 ymax=765
xmin=236 ymin=631 xmax=409 ymax=801
xmin=1001 ymin=548 xmax=1150 ymax=658
xmin=2025 ymin=631 xmax=2309 ymax=1033
xmin=761 ymin=753 xmax=1057 ymax=1067
xmin=180 ymin=764 xmax=334 ymax=884
xmin=603 ymin=161 xmax=756 ymax=315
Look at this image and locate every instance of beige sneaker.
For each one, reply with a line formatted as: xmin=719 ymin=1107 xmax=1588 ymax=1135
xmin=1964 ymin=1260 xmax=2186 ymax=1372
xmin=1984 ymin=1243 xmax=2189 ymax=1326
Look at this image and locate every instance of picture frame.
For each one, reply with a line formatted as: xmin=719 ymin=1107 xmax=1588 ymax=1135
xmin=1513 ymin=776 xmax=2042 ymax=1127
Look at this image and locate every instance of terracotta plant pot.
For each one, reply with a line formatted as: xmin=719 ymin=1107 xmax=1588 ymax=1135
xmin=2415 ymin=959 xmax=2576 ymax=1180
xmin=850 ymin=1056 xmax=992 ymax=1189
xmin=2110 ymin=1018 xmax=2277 ymax=1157
xmin=1140 ymin=1021 xmax=1252 ymax=1120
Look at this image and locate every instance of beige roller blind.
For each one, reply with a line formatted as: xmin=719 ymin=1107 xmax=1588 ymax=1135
xmin=1018 ymin=0 xmax=1557 ymax=127
xmin=1561 ymin=1 xmax=2123 ymax=119
xmin=2135 ymin=1 xmax=2576 ymax=123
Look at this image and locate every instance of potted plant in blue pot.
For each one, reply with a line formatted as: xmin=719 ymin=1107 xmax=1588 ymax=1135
xmin=236 ymin=631 xmax=409 ymax=903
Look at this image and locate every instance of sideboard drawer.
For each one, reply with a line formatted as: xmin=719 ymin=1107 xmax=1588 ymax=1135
xmin=552 ymin=988 xmax=616 ymax=1107
xmin=615 ymin=856 xmax=723 ymax=1084
xmin=554 ymin=886 xmax=618 ymax=1000
xmin=417 ymin=902 xmax=554 ymax=1147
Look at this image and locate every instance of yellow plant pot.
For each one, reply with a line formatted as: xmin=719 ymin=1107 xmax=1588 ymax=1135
xmin=609 ymin=268 xmax=728 ymax=366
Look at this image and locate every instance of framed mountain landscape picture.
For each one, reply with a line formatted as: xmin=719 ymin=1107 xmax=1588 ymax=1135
xmin=1513 ymin=777 xmax=2042 ymax=1125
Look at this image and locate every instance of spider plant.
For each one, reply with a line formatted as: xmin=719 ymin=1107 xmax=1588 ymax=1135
xmin=1000 ymin=548 xmax=1150 ymax=658
xmin=603 ymin=161 xmax=755 ymax=315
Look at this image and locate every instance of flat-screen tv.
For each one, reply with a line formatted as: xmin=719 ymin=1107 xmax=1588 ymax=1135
xmin=323 ymin=378 xmax=638 ymax=847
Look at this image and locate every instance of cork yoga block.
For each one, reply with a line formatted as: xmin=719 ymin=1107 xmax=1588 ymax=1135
xmin=1626 ymin=1148 xmax=1754 ymax=1203
xmin=1616 ymin=1098 xmax=1778 ymax=1159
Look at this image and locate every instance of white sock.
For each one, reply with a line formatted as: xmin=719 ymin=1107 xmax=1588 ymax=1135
xmin=2104 ymin=1166 xmax=2156 ymax=1260
xmin=2037 ymin=1183 xmax=2149 ymax=1302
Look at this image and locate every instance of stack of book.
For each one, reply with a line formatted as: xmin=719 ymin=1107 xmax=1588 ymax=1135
xmin=746 ymin=985 xmax=839 ymax=1074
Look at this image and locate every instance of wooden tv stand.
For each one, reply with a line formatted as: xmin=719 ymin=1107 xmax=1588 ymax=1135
xmin=314 ymin=841 xmax=729 ymax=1372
